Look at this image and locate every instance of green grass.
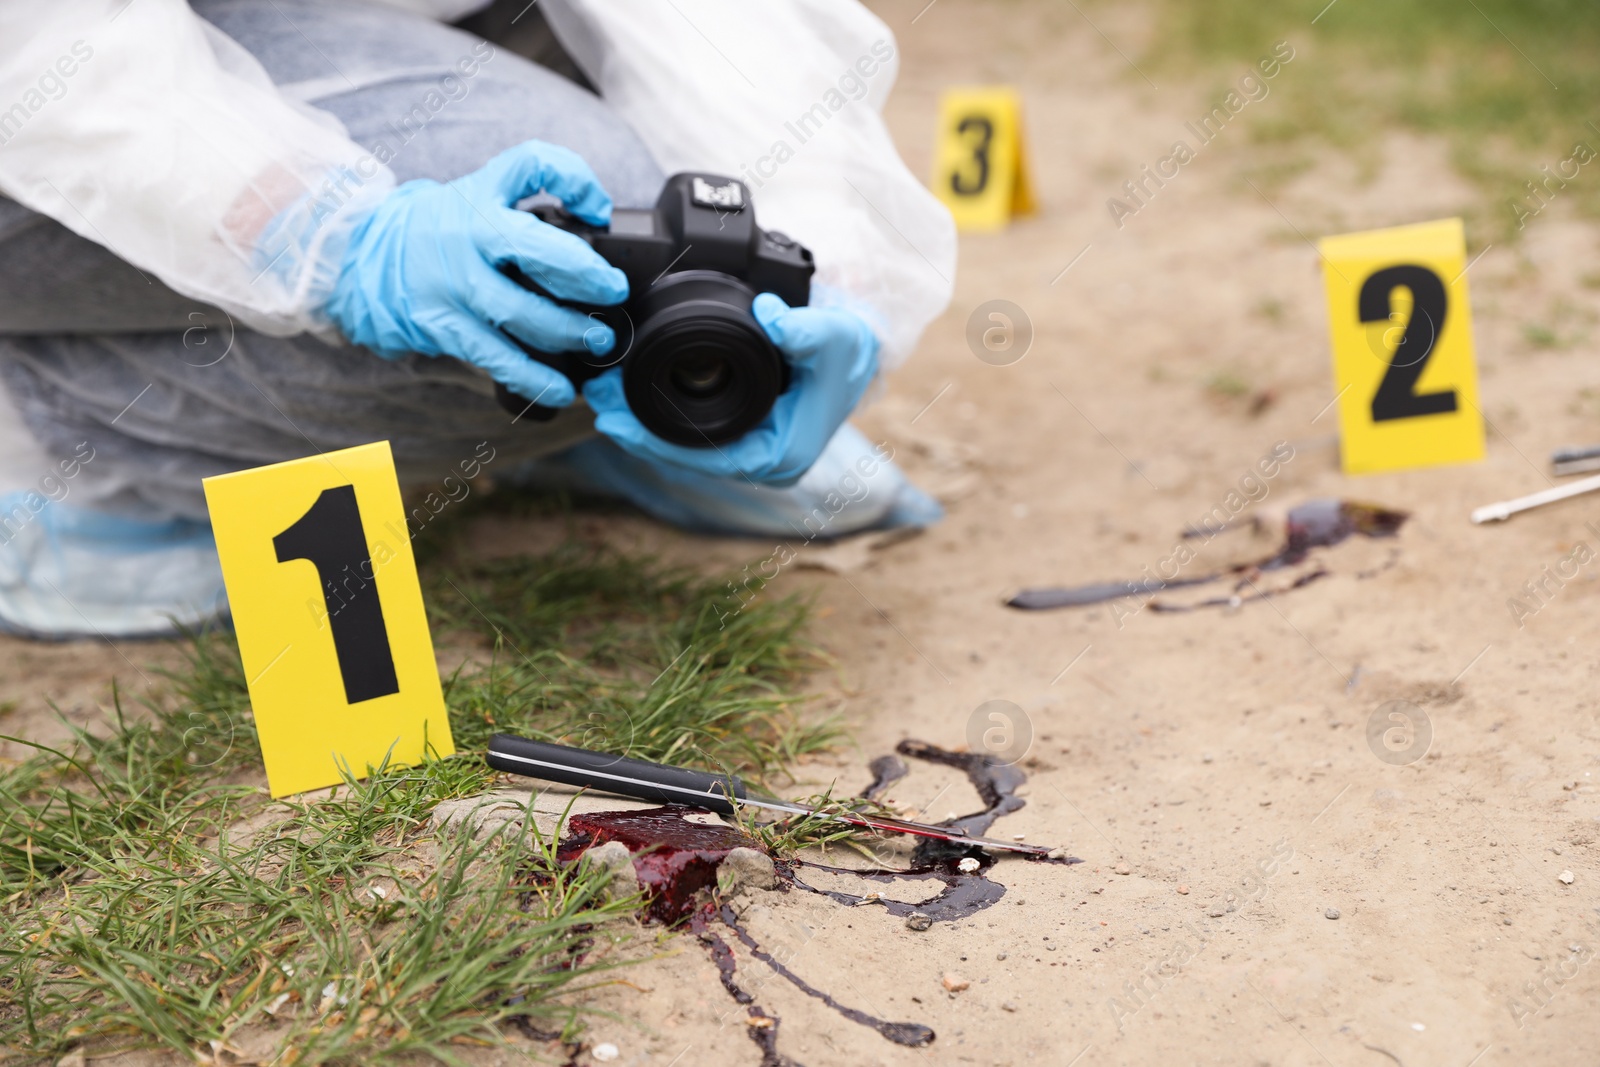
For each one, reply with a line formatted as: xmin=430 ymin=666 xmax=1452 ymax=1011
xmin=429 ymin=541 xmax=838 ymax=780
xmin=735 ymin=787 xmax=897 ymax=860
xmin=1140 ymin=0 xmax=1600 ymax=238
xmin=1203 ymin=369 xmax=1252 ymax=399
xmin=0 ymin=524 xmax=835 ymax=1064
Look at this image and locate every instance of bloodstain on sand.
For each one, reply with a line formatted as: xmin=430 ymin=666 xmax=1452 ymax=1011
xmin=557 ymin=806 xmax=756 ymax=924
xmin=549 ymin=740 xmax=1079 ymax=1064
xmin=1007 ymin=498 xmax=1409 ymax=612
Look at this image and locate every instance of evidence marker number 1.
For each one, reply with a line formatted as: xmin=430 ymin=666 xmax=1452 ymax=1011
xmin=204 ymin=440 xmax=454 ymax=798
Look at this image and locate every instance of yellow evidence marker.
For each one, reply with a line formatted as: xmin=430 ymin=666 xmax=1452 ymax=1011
xmin=203 ymin=441 xmax=453 ymax=797
xmin=1318 ymin=217 xmax=1486 ymax=475
xmin=931 ymin=86 xmax=1037 ymax=231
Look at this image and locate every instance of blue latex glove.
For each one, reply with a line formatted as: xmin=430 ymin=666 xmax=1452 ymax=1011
xmin=326 ymin=141 xmax=629 ymax=407
xmin=583 ymin=293 xmax=879 ymax=487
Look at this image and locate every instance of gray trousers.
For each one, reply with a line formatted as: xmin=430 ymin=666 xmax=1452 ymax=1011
xmin=0 ymin=0 xmax=665 ymax=522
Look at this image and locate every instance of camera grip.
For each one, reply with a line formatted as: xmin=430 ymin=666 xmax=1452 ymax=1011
xmin=492 ymin=338 xmax=615 ymax=422
xmin=494 ymin=381 xmax=561 ymax=422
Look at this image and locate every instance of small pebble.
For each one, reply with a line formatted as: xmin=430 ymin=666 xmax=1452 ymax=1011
xmin=720 ymin=847 xmax=779 ymax=893
xmin=1504 ymin=917 xmax=1514 ymax=926
xmin=958 ymin=857 xmax=980 ymax=873
xmin=587 ymin=841 xmax=640 ymax=901
xmin=1202 ymin=754 xmax=1214 ymax=763
xmin=1013 ymin=833 xmax=1027 ymax=841
xmin=1047 ymin=847 xmax=1068 ymax=860
xmin=1559 ymin=870 xmax=1575 ymax=885
xmin=855 ymin=892 xmax=883 ymax=906
xmin=906 ymin=913 xmax=933 ymax=931
xmin=1207 ymin=905 xmax=1225 ymax=918
xmin=1176 ymin=884 xmax=1190 ymax=895
xmin=1324 ymin=907 xmax=1341 ymax=920
xmin=1114 ymin=861 xmax=1131 ymax=876
xmin=1001 ymin=1001 xmax=1018 ymax=1012
xmin=1410 ymin=1022 xmax=1425 ymax=1032
xmin=942 ymin=972 xmax=970 ymax=993
xmin=996 ymin=951 xmax=1008 ymax=961
xmin=592 ymin=1043 xmax=619 ymax=1062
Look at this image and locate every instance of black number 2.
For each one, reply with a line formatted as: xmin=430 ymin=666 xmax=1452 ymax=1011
xmin=1361 ymin=264 xmax=1457 ymax=423
xmin=951 ymin=115 xmax=993 ymax=196
xmin=274 ymin=485 xmax=400 ymax=705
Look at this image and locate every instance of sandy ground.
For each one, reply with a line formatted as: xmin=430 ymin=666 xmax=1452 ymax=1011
xmin=9 ymin=1 xmax=1600 ymax=1064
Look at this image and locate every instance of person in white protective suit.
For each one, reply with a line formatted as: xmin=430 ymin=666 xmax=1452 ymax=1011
xmin=0 ymin=0 xmax=956 ymax=639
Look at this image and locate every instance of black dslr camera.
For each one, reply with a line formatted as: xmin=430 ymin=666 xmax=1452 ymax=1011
xmin=497 ymin=172 xmax=815 ymax=446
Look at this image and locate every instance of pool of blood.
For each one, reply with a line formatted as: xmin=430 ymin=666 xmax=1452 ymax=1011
xmin=556 ymin=806 xmax=756 ymax=924
xmin=557 ymin=805 xmax=936 ymax=1059
xmin=552 ymin=742 xmax=1077 ymax=1060
xmin=790 ymin=740 xmax=1079 ymax=921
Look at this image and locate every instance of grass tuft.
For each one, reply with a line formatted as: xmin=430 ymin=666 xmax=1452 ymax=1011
xmin=430 ymin=541 xmax=838 ymax=783
xmin=0 ymin=533 xmax=831 ymax=1063
xmin=736 ymin=788 xmax=898 ymax=860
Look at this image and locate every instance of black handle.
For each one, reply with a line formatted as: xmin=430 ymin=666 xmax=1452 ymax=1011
xmin=485 ymin=733 xmax=747 ymax=815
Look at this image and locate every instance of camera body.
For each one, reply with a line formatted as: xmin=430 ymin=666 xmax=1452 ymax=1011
xmin=497 ymin=172 xmax=815 ymax=446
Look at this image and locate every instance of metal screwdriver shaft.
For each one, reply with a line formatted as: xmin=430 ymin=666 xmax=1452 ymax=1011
xmin=485 ymin=733 xmax=1059 ymax=858
xmin=1470 ymin=472 xmax=1600 ymax=524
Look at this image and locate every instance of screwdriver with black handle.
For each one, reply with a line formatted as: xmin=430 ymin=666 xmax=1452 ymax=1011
xmin=485 ymin=733 xmax=1059 ymax=858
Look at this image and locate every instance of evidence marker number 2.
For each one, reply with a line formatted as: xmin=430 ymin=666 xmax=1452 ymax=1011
xmin=1360 ymin=264 xmax=1456 ymax=423
xmin=1318 ymin=217 xmax=1485 ymax=476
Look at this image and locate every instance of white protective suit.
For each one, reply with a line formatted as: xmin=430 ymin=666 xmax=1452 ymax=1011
xmin=0 ymin=0 xmax=954 ymax=359
xmin=0 ymin=0 xmax=957 ymax=637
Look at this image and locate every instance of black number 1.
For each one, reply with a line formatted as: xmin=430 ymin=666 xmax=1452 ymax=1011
xmin=951 ymin=115 xmax=994 ymax=196
xmin=274 ymin=485 xmax=400 ymax=705
xmin=1361 ymin=264 xmax=1457 ymax=423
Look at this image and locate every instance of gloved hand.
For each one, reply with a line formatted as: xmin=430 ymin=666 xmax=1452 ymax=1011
xmin=325 ymin=141 xmax=629 ymax=408
xmin=583 ymin=293 xmax=879 ymax=487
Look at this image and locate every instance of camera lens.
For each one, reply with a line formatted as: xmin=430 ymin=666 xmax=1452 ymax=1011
xmin=623 ymin=271 xmax=789 ymax=447
xmin=669 ymin=351 xmax=734 ymax=398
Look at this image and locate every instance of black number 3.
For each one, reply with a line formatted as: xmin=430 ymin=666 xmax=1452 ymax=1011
xmin=1360 ymin=264 xmax=1457 ymax=423
xmin=951 ymin=115 xmax=993 ymax=197
xmin=274 ymin=485 xmax=400 ymax=705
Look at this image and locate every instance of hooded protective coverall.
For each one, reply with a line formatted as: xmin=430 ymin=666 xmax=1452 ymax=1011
xmin=0 ymin=0 xmax=956 ymax=637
